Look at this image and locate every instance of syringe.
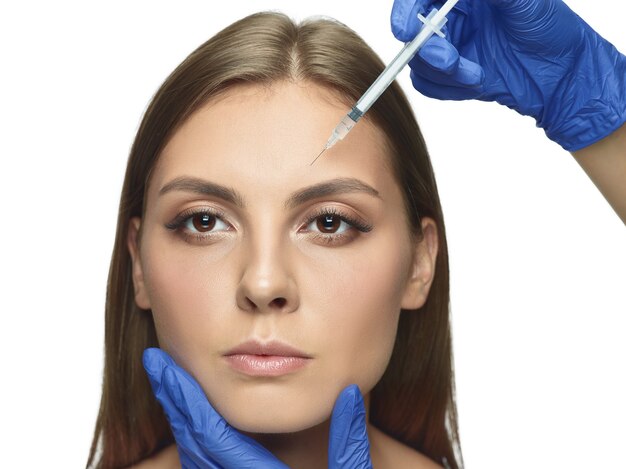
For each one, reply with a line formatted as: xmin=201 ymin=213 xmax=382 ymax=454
xmin=311 ymin=0 xmax=460 ymax=165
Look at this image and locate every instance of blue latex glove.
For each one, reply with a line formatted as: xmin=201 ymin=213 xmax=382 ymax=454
xmin=391 ymin=0 xmax=626 ymax=151
xmin=143 ymin=348 xmax=373 ymax=468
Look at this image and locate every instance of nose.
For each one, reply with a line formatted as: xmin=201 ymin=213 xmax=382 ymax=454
xmin=235 ymin=234 xmax=299 ymax=315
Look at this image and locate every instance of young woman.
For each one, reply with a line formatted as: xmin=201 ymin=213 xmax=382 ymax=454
xmin=88 ymin=1 xmax=625 ymax=468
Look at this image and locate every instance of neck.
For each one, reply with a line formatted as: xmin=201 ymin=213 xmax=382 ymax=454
xmin=246 ymin=418 xmax=332 ymax=469
xmin=243 ymin=393 xmax=378 ymax=468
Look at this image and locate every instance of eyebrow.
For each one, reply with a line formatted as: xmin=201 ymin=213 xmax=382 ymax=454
xmin=158 ymin=176 xmax=381 ymax=209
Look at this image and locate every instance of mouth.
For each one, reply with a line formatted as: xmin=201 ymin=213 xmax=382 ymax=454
xmin=223 ymin=340 xmax=312 ymax=377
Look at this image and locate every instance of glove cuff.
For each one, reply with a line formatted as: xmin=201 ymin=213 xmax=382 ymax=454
xmin=541 ymin=34 xmax=626 ymax=152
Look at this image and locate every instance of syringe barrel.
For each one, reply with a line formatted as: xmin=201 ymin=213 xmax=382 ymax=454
xmin=327 ymin=113 xmax=359 ymax=148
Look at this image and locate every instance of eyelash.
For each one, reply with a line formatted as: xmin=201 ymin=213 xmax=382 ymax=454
xmin=164 ymin=206 xmax=373 ymax=245
xmin=303 ymin=207 xmax=373 ymax=245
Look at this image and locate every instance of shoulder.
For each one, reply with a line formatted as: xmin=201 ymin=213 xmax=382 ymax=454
xmin=129 ymin=444 xmax=181 ymax=469
xmin=368 ymin=425 xmax=443 ymax=469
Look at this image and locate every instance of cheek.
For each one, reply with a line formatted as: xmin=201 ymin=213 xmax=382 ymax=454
xmin=141 ymin=237 xmax=232 ymax=357
xmin=312 ymin=236 xmax=411 ymax=394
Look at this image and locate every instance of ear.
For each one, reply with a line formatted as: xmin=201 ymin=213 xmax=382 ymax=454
xmin=127 ymin=216 xmax=151 ymax=310
xmin=400 ymin=217 xmax=439 ymax=310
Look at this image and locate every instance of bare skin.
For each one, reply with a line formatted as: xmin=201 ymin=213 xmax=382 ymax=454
xmin=572 ymin=123 xmax=626 ymax=225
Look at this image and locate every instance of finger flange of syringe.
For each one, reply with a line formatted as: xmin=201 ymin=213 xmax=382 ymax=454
xmin=315 ymin=0 xmax=459 ymax=160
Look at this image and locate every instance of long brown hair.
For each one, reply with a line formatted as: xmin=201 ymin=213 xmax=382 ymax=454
xmin=88 ymin=11 xmax=462 ymax=468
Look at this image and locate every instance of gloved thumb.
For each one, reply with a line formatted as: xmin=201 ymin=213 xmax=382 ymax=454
xmin=143 ymin=348 xmax=288 ymax=468
xmin=328 ymin=384 xmax=373 ymax=468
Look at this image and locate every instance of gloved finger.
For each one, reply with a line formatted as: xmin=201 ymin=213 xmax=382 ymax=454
xmin=162 ymin=365 xmax=289 ymax=468
xmin=160 ymin=367 xmax=231 ymax=469
xmin=144 ymin=348 xmax=215 ymax=419
xmin=414 ymin=35 xmax=460 ymax=75
xmin=142 ymin=351 xmax=202 ymax=441
xmin=409 ymin=70 xmax=484 ymax=101
xmin=328 ymin=384 xmax=372 ymax=468
xmin=143 ymin=350 xmax=208 ymax=468
xmin=143 ymin=348 xmax=204 ymax=431
xmin=409 ymin=52 xmax=484 ymax=89
xmin=143 ymin=347 xmax=179 ymax=405
xmin=391 ymin=0 xmax=438 ymax=41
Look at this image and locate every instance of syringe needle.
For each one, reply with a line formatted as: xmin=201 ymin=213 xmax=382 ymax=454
xmin=309 ymin=0 xmax=457 ymax=168
xmin=310 ymin=114 xmax=357 ymax=166
xmin=310 ymin=147 xmax=327 ymax=166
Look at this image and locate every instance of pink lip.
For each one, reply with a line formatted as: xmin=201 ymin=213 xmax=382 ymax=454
xmin=223 ymin=340 xmax=312 ymax=377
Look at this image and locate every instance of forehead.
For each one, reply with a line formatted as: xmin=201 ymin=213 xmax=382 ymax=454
xmin=148 ymin=81 xmax=400 ymax=206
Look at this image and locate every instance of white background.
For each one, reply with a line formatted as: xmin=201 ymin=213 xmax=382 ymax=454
xmin=1 ymin=1 xmax=624 ymax=467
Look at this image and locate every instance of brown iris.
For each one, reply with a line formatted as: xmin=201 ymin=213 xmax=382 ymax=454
xmin=192 ymin=213 xmax=216 ymax=232
xmin=317 ymin=215 xmax=341 ymax=233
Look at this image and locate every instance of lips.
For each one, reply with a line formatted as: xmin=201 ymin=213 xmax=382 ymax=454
xmin=223 ymin=340 xmax=312 ymax=377
xmin=224 ymin=340 xmax=312 ymax=358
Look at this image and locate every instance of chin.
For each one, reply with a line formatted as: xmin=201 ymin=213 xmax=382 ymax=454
xmin=219 ymin=398 xmax=333 ymax=434
xmin=205 ymin=383 xmax=337 ymax=434
xmin=232 ymin=417 xmax=324 ymax=434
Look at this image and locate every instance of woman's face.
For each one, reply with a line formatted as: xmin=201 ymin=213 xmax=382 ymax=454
xmin=128 ymin=81 xmax=437 ymax=433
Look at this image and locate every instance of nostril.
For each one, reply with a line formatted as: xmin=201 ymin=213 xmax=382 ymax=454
xmin=271 ymin=297 xmax=287 ymax=309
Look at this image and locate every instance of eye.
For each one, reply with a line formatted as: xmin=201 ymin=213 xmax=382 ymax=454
xmin=300 ymin=207 xmax=373 ymax=246
xmin=183 ymin=212 xmax=228 ymax=233
xmin=307 ymin=214 xmax=351 ymax=234
xmin=165 ymin=208 xmax=231 ymax=244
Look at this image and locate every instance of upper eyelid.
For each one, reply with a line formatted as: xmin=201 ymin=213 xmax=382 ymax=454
xmin=165 ymin=206 xmax=227 ymax=230
xmin=303 ymin=207 xmax=365 ymax=226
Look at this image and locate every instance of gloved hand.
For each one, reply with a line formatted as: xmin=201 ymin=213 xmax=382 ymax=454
xmin=143 ymin=348 xmax=373 ymax=468
xmin=391 ymin=0 xmax=626 ymax=151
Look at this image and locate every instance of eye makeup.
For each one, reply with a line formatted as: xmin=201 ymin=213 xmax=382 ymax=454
xmin=164 ymin=206 xmax=231 ymax=244
xmin=163 ymin=205 xmax=373 ymax=246
xmin=299 ymin=206 xmax=373 ymax=246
